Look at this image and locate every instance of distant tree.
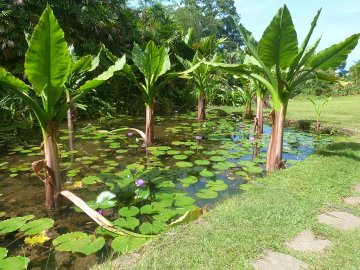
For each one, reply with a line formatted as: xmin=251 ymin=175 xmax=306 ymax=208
xmin=349 ymin=60 xmax=360 ymax=85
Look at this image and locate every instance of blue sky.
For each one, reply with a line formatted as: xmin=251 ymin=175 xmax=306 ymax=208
xmin=234 ymin=0 xmax=360 ymax=68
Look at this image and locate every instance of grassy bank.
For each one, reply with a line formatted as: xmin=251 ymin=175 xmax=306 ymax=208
xmin=93 ymin=141 xmax=360 ymax=270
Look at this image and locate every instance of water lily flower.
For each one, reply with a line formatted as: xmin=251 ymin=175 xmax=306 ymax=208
xmin=127 ymin=132 xmax=134 ymax=137
xmin=195 ymin=135 xmax=202 ymax=140
xmin=135 ymin=179 xmax=145 ymax=187
xmin=97 ymin=210 xmax=103 ymax=215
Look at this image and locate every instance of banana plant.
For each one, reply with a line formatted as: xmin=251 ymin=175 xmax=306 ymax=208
xmin=177 ymin=52 xmax=222 ymax=121
xmin=309 ymin=97 xmax=331 ymax=131
xmin=236 ymin=5 xmax=359 ymax=171
xmin=0 ymin=5 xmax=125 ymax=209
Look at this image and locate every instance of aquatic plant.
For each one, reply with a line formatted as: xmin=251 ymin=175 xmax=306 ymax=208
xmin=0 ymin=5 xmax=125 ymax=208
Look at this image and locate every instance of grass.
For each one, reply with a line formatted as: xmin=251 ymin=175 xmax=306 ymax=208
xmin=93 ymin=143 xmax=360 ymax=270
xmin=93 ymin=95 xmax=360 ymax=270
xmin=218 ymin=95 xmax=360 ymax=134
xmin=287 ymin=95 xmax=360 ymax=134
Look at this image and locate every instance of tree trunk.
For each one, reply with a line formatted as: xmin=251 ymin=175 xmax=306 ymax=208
xmin=43 ymin=122 xmax=62 ymax=209
xmin=197 ymin=90 xmax=206 ymax=121
xmin=252 ymin=142 xmax=260 ymax=158
xmin=316 ymin=118 xmax=320 ymax=131
xmin=244 ymin=101 xmax=252 ymax=119
xmin=66 ymin=91 xmax=75 ymax=161
xmin=145 ymin=101 xmax=155 ymax=145
xmin=266 ymin=103 xmax=287 ymax=172
xmin=254 ymin=96 xmax=264 ymax=135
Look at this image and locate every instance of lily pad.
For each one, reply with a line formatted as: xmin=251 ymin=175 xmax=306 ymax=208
xmin=194 ymin=159 xmax=210 ymax=166
xmin=0 ymin=216 xmax=34 ymax=234
xmin=53 ymin=232 xmax=105 ymax=255
xmin=212 ymin=162 xmax=236 ymax=170
xmin=210 ymin=156 xmax=226 ymax=162
xmin=173 ymin=154 xmax=188 ymax=160
xmin=243 ymin=166 xmax=263 ymax=174
xmin=113 ymin=217 xmax=139 ymax=230
xmin=206 ymin=180 xmax=228 ymax=191
xmin=195 ymin=189 xmax=218 ymax=199
xmin=118 ymin=206 xmax=139 ymax=217
xmin=82 ymin=175 xmax=102 ymax=185
xmin=199 ymin=169 xmax=214 ymax=178
xmin=20 ymin=218 xmax=54 ymax=235
xmin=111 ymin=236 xmax=148 ymax=254
xmin=175 ymin=161 xmax=193 ymax=168
xmin=0 ymin=255 xmax=29 ymax=270
xmin=180 ymin=176 xmax=198 ymax=186
xmin=139 ymin=221 xmax=164 ymax=235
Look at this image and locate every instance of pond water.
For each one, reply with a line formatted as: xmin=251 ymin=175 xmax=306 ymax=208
xmin=0 ymin=113 xmax=334 ymax=269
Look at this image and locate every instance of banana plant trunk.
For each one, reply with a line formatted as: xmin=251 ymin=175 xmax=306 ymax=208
xmin=244 ymin=101 xmax=252 ymax=119
xmin=316 ymin=117 xmax=320 ymax=131
xmin=266 ymin=103 xmax=287 ymax=172
xmin=254 ymin=96 xmax=264 ymax=135
xmin=197 ymin=90 xmax=206 ymax=121
xmin=66 ymin=91 xmax=75 ymax=158
xmin=145 ymin=101 xmax=156 ymax=145
xmin=43 ymin=122 xmax=62 ymax=209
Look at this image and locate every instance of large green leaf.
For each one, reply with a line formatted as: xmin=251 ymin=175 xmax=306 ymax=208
xmin=307 ymin=33 xmax=360 ymax=70
xmin=75 ymin=55 xmax=126 ymax=95
xmin=20 ymin=218 xmax=54 ymax=235
xmin=258 ymin=5 xmax=298 ymax=69
xmin=154 ymin=46 xmax=170 ymax=80
xmin=0 ymin=256 xmax=30 ymax=270
xmin=71 ymin=55 xmax=93 ymax=74
xmin=24 ymin=4 xmax=70 ymax=106
xmin=53 ymin=232 xmax=105 ymax=255
xmin=111 ymin=236 xmax=148 ymax=254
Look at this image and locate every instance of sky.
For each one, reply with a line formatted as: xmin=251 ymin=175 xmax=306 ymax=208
xmin=234 ymin=0 xmax=360 ymax=68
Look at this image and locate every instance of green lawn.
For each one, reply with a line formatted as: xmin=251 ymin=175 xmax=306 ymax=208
xmin=93 ymin=95 xmax=360 ymax=270
xmin=287 ymin=95 xmax=360 ymax=134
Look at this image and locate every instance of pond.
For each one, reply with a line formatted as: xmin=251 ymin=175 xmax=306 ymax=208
xmin=0 ymin=113 xmax=334 ymax=269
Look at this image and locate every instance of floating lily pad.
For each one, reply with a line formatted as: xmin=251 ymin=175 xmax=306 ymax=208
xmin=95 ymin=191 xmax=117 ymax=209
xmin=118 ymin=206 xmax=139 ymax=217
xmin=20 ymin=218 xmax=54 ymax=235
xmin=0 ymin=253 xmax=29 ymax=270
xmin=195 ymin=189 xmax=218 ymax=199
xmin=53 ymin=232 xmax=105 ymax=255
xmin=194 ymin=159 xmax=210 ymax=166
xmin=167 ymin=150 xmax=181 ymax=155
xmin=139 ymin=221 xmax=164 ymax=235
xmin=174 ymin=196 xmax=195 ymax=207
xmin=0 ymin=216 xmax=34 ymax=234
xmin=82 ymin=175 xmax=102 ymax=185
xmin=206 ymin=180 xmax=228 ymax=192
xmin=212 ymin=162 xmax=236 ymax=170
xmin=173 ymin=154 xmax=188 ymax=160
xmin=199 ymin=169 xmax=214 ymax=178
xmin=175 ymin=161 xmax=193 ymax=168
xmin=140 ymin=204 xmax=159 ymax=215
xmin=111 ymin=236 xmax=148 ymax=254
xmin=243 ymin=166 xmax=263 ymax=174
xmin=113 ymin=217 xmax=139 ymax=230
xmin=237 ymin=160 xmax=257 ymax=167
xmin=209 ymin=156 xmax=226 ymax=162
xmin=180 ymin=176 xmax=198 ymax=186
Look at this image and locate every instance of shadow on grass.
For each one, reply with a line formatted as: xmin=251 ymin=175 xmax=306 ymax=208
xmin=316 ymin=142 xmax=360 ymax=161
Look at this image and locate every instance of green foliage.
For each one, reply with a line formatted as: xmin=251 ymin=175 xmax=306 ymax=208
xmin=0 ymin=216 xmax=34 ymax=234
xmin=111 ymin=236 xmax=148 ymax=254
xmin=19 ymin=218 xmax=54 ymax=236
xmin=131 ymin=40 xmax=171 ymax=105
xmin=0 ymin=247 xmax=29 ymax=270
xmin=53 ymin=232 xmax=105 ymax=255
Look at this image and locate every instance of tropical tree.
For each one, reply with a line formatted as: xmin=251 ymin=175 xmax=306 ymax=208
xmin=0 ymin=5 xmax=125 ymax=209
xmin=237 ymin=5 xmax=359 ymax=171
xmin=131 ymin=41 xmax=171 ymax=144
xmin=349 ymin=60 xmax=360 ymax=85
